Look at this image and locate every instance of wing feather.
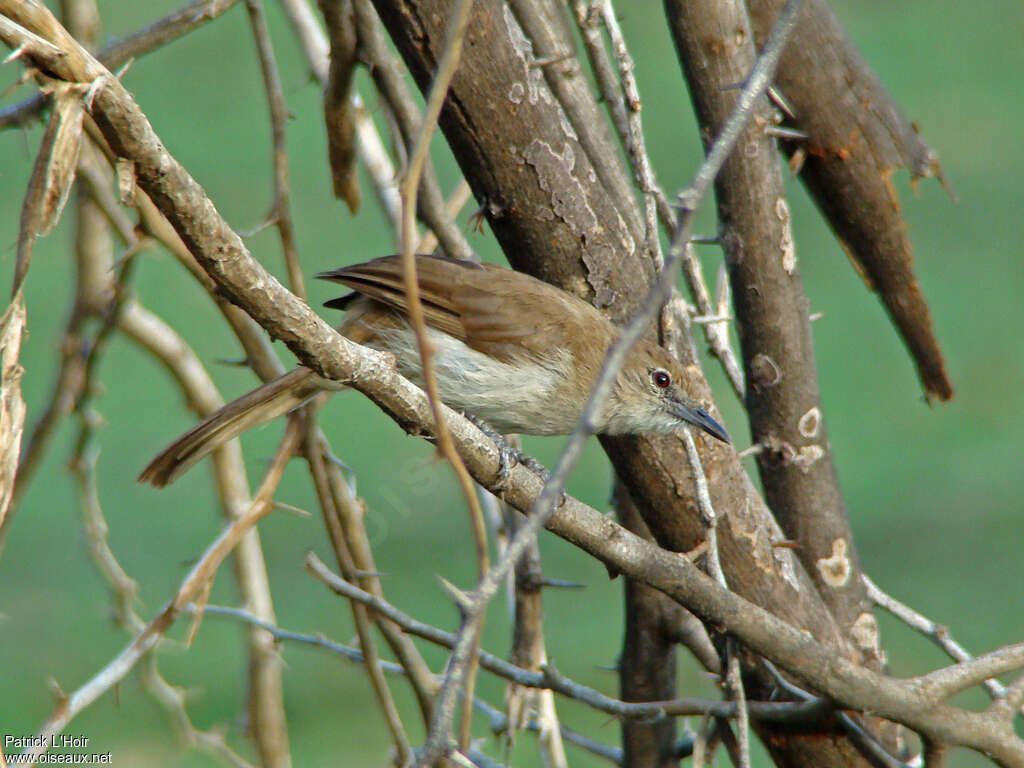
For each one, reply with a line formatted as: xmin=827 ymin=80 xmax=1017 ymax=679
xmin=318 ymin=255 xmax=608 ymax=364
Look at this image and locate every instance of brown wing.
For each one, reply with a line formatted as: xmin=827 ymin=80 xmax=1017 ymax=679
xmin=318 ymin=255 xmax=470 ymax=341
xmin=317 ymin=255 xmax=608 ymax=363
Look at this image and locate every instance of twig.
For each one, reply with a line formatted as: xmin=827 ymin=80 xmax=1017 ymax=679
xmin=139 ymin=655 xmax=257 ymax=768
xmin=280 ymin=0 xmax=402 ymax=236
xmin=411 ymin=2 xmax=804 ymax=761
xmin=199 ymin=602 xmax=621 ymax=765
xmin=0 ymin=0 xmax=242 ymax=130
xmin=0 ymin=295 xmax=25 ymax=535
xmin=474 ymin=696 xmax=622 ymax=766
xmin=594 ymin=0 xmax=668 ymax=268
xmin=302 ymin=430 xmax=417 ymax=761
xmin=245 ymin=0 xmax=304 ymax=298
xmin=3 ymin=140 xmax=129 ymax=548
xmin=990 ymin=673 xmax=1024 ymax=721
xmin=681 ymin=429 xmax=749 ymax=768
xmin=118 ymin=299 xmax=293 ymax=767
xmin=763 ymin=659 xmax=915 ymax=768
xmin=865 ymin=574 xmax=1008 ymax=701
xmin=350 ymin=0 xmax=474 ymax=261
xmin=8 ymin=9 xmax=1020 ymax=761
xmin=415 ymin=178 xmax=473 ymax=254
xmin=20 ymin=416 xmax=302 ymax=761
xmin=388 ymin=0 xmax=486 ymax=754
xmin=918 ymin=644 xmax=1024 ymax=701
xmin=570 ymin=0 xmax=746 ymax=400
xmin=501 ymin=488 xmax=567 ymax=767
xmin=306 ymin=552 xmax=831 ymax=724
xmin=75 ymin=419 xmax=255 ymax=766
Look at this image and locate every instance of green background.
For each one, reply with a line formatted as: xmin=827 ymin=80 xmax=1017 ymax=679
xmin=1 ymin=1 xmax=1021 ymax=765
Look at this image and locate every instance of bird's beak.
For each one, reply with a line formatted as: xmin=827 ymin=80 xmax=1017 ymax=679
xmin=671 ymin=401 xmax=730 ymax=444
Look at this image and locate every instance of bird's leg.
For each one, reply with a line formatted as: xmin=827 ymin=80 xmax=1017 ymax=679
xmin=461 ymin=412 xmax=520 ymax=490
xmin=461 ymin=414 xmax=563 ymax=505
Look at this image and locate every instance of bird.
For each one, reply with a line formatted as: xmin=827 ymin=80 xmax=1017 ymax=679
xmin=139 ymin=255 xmax=729 ymax=487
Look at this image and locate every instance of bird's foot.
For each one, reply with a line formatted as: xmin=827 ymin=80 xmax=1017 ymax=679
xmin=460 ymin=414 xmax=558 ymax=502
xmin=461 ymin=413 xmax=519 ymax=491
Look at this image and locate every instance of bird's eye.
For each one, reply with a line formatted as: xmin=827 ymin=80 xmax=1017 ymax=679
xmin=651 ymin=369 xmax=671 ymax=389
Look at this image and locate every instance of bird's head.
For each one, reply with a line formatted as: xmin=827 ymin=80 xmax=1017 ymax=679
xmin=602 ymin=342 xmax=730 ymax=443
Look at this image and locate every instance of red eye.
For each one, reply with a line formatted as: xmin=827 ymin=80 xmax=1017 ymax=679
xmin=652 ymin=369 xmax=671 ymax=389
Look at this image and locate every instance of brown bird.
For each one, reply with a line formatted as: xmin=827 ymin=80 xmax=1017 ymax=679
xmin=140 ymin=256 xmax=729 ymax=487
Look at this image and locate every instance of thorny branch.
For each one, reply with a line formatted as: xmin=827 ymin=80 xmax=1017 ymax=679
xmin=414 ymin=2 xmax=804 ymax=762
xmin=571 ymin=0 xmax=746 ymax=400
xmin=198 ymin=602 xmax=623 ymax=765
xmin=20 ymin=416 xmax=303 ymax=762
xmin=307 ymin=552 xmax=833 ymax=725
xmin=385 ymin=0 xmax=487 ymax=753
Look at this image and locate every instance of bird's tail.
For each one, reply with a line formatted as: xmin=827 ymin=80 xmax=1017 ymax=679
xmin=140 ymin=367 xmax=324 ymax=488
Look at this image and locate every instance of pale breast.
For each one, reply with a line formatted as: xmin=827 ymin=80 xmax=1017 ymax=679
xmin=374 ymin=324 xmax=579 ymax=435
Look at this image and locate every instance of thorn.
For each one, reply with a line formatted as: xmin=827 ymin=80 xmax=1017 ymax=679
xmin=767 ymin=85 xmax=796 ymax=120
xmin=113 ymin=58 xmax=135 ymax=80
xmin=684 ymin=541 xmax=708 ymax=561
xmin=353 ymin=569 xmax=388 ymax=579
xmin=765 ymin=125 xmax=808 ymax=141
xmin=214 ymin=356 xmax=251 ymax=367
xmin=273 ymin=501 xmax=312 ymax=518
xmin=1 ymin=68 xmax=34 ymax=97
xmin=773 ymin=539 xmax=801 ymax=550
xmin=735 ymin=444 xmax=764 ymax=459
xmin=326 ymin=451 xmax=352 ymax=473
xmin=539 ymin=578 xmax=585 ymax=590
xmin=437 ymin=576 xmax=474 ymax=614
xmin=4 ymin=43 xmax=30 ymax=65
xmin=690 ymin=234 xmax=720 ymax=245
xmin=83 ymin=74 xmax=108 ymax=110
xmin=691 ymin=314 xmax=733 ymax=325
xmin=48 ymin=675 xmax=68 ymax=706
xmin=237 ymin=216 xmax=275 ymax=238
xmin=530 ymin=52 xmax=573 ymax=69
xmin=788 ymin=147 xmax=807 ymax=175
xmin=541 ymin=660 xmax=562 ymax=679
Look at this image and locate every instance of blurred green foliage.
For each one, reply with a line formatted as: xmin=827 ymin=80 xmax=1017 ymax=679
xmin=0 ymin=1 xmax=1020 ymax=765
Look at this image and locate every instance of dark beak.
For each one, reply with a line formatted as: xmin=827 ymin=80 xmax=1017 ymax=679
xmin=672 ymin=402 xmax=730 ymax=444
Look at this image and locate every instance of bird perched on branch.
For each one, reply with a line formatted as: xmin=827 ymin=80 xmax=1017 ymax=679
xmin=140 ymin=255 xmax=729 ymax=487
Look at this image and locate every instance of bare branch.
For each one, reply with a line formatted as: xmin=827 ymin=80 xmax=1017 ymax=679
xmin=318 ymin=0 xmax=360 ymax=213
xmin=0 ymin=295 xmax=26 ymax=531
xmin=118 ymin=299 xmax=292 ymax=767
xmin=570 ymin=0 xmax=746 ymax=400
xmin=385 ymin=0 xmax=486 ymax=753
xmin=19 ymin=418 xmax=302 ymax=762
xmin=351 ymin=1 xmax=804 ymax=762
xmin=665 ymin=0 xmax=876 ymax=671
xmin=245 ymin=0 xmax=305 ymax=298
xmin=746 ymin=0 xmax=953 ymax=401
xmin=306 ymin=552 xmax=831 ymax=725
xmin=866 ymin=574 xmax=1008 ymax=701
xmin=0 ymin=0 xmax=242 ymax=130
xmin=280 ymin=0 xmax=402 ymax=235
xmin=4 ymin=8 xmax=1019 ymax=763
xmin=350 ymin=0 xmax=474 ymax=260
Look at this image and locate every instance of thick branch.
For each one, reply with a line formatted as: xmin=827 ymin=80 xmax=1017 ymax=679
xmin=746 ymin=0 xmax=952 ymax=401
xmin=664 ymin=0 xmax=874 ymax=662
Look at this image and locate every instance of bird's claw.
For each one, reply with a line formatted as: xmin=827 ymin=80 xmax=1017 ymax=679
xmin=461 ymin=413 xmax=562 ymax=504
